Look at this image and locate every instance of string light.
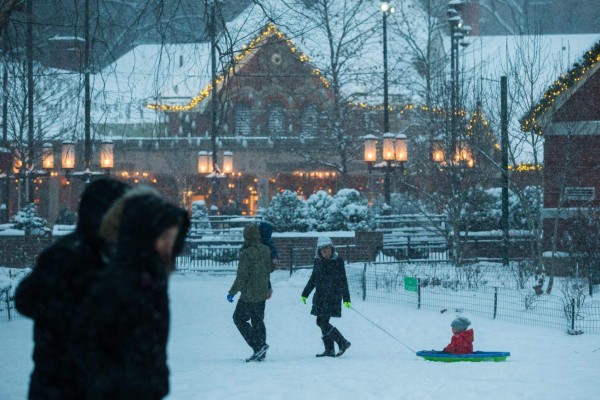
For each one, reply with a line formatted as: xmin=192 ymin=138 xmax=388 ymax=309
xmin=508 ymin=163 xmax=542 ymax=172
xmin=147 ymin=23 xmax=330 ymax=111
xmin=521 ymin=40 xmax=600 ymax=135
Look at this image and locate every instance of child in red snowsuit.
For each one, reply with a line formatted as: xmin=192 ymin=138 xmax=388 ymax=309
xmin=443 ymin=316 xmax=474 ymax=354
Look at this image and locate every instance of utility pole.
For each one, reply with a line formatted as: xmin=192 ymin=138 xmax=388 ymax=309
xmin=501 ymin=76 xmax=510 ymax=267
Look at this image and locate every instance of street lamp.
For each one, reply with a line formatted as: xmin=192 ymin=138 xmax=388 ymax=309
xmin=363 ymin=2 xmax=402 ymax=205
xmin=198 ymin=150 xmax=235 ymax=211
xmin=100 ymin=140 xmax=114 ymax=172
xmin=447 ymin=1 xmax=471 ymax=168
xmin=363 ymin=132 xmax=408 ymax=205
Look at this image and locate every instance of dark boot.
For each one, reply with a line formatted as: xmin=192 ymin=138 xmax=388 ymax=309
xmin=316 ymin=335 xmax=335 ymax=357
xmin=330 ymin=328 xmax=351 ymax=357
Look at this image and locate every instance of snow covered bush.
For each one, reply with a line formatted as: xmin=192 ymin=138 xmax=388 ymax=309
xmin=12 ymin=204 xmax=48 ymax=236
xmin=303 ymin=190 xmax=334 ymax=231
xmin=190 ymin=200 xmax=211 ymax=231
xmin=263 ymin=189 xmax=374 ymax=232
xmin=263 ymin=190 xmax=308 ymax=232
xmin=460 ymin=186 xmax=541 ymax=232
xmin=327 ymin=189 xmax=374 ymax=231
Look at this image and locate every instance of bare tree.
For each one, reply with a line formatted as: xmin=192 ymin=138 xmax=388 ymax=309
xmin=248 ymin=0 xmax=379 ymax=187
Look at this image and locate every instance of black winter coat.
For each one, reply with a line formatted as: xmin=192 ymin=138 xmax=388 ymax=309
xmin=302 ymin=253 xmax=350 ymax=318
xmin=80 ymin=194 xmax=188 ymax=400
xmin=14 ymin=178 xmax=129 ymax=400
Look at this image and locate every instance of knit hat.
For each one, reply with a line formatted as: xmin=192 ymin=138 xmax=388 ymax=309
xmin=316 ymin=236 xmax=333 ymax=249
xmin=451 ymin=316 xmax=471 ymax=332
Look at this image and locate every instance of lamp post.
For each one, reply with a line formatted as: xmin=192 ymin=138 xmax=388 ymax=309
xmin=380 ymin=1 xmax=395 ymax=133
xmin=447 ymin=1 xmax=471 ymax=168
xmin=198 ymin=150 xmax=234 ymax=211
xmin=427 ymin=1 xmax=473 ymax=265
xmin=363 ymin=2 xmax=401 ymax=206
xmin=59 ymin=0 xmax=114 ymax=183
xmin=364 ymin=133 xmax=407 ymax=205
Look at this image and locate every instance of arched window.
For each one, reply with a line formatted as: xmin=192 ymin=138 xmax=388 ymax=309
xmin=268 ymin=102 xmax=285 ymax=137
xmin=301 ymin=104 xmax=318 ymax=137
xmin=234 ymin=103 xmax=252 ymax=136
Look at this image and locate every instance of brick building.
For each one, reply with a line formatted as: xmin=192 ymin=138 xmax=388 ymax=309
xmin=522 ymin=40 xmax=600 ymax=254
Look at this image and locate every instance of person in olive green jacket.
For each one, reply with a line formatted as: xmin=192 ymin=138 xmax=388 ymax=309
xmin=227 ymin=224 xmax=274 ymax=362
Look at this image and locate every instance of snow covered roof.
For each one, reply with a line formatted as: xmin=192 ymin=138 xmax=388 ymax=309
xmin=457 ymin=33 xmax=600 ymax=162
xmin=91 ymin=42 xmax=211 ymax=125
xmin=461 ymin=34 xmax=600 ymax=89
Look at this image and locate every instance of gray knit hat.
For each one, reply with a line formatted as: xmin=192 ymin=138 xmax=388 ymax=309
xmin=317 ymin=236 xmax=333 ymax=249
xmin=451 ymin=316 xmax=471 ymax=332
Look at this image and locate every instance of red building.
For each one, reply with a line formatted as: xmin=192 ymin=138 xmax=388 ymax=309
xmin=523 ymin=40 xmax=600 ymax=254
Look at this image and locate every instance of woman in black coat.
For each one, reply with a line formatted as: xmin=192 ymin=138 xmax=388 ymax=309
xmin=301 ymin=236 xmax=351 ymax=357
xmin=79 ymin=191 xmax=189 ymax=400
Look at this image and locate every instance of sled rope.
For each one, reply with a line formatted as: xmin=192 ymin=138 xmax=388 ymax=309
xmin=350 ymin=306 xmax=416 ymax=354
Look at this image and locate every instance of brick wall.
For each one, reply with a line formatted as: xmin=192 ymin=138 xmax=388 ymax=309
xmin=0 ymin=235 xmax=54 ymax=268
xmin=272 ymin=231 xmax=383 ymax=269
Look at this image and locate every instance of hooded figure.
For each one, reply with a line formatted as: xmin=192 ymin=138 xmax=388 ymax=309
xmin=228 ymin=224 xmax=274 ymax=361
xmin=301 ymin=236 xmax=351 ymax=357
xmin=79 ymin=193 xmax=189 ymax=400
xmin=15 ymin=178 xmax=130 ymax=400
xmin=258 ymin=221 xmax=279 ymax=259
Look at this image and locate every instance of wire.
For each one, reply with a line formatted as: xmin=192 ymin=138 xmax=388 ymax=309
xmin=350 ymin=305 xmax=416 ymax=354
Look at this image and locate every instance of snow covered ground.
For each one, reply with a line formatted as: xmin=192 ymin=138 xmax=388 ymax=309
xmin=1 ymin=270 xmax=599 ymax=399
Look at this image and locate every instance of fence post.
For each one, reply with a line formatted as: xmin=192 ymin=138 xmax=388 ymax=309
xmin=493 ymin=287 xmax=498 ymax=319
xmin=571 ymin=298 xmax=575 ymax=331
xmin=362 ymin=263 xmax=367 ymax=301
xmin=407 ymin=237 xmax=411 ymax=261
xmin=289 ymin=247 xmax=294 ymax=277
xmin=6 ymin=290 xmax=11 ymax=321
xmin=417 ymin=278 xmax=421 ymax=310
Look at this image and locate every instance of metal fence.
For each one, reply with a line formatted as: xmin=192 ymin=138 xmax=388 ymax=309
xmin=345 ymin=261 xmax=600 ymax=334
xmin=176 ymin=244 xmax=241 ymax=273
xmin=0 ymin=289 xmax=22 ymax=323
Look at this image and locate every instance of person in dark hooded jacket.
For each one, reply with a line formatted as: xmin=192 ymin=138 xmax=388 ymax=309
xmin=14 ymin=178 xmax=129 ymax=400
xmin=302 ymin=236 xmax=352 ymax=357
xmin=79 ymin=191 xmax=189 ymax=400
xmin=228 ymin=223 xmax=274 ymax=362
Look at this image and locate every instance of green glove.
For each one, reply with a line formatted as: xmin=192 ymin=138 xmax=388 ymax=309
xmin=343 ymin=301 xmax=351 ymax=309
xmin=301 ymin=296 xmax=307 ymax=304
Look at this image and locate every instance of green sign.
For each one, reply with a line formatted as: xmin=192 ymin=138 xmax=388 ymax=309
xmin=404 ymin=276 xmax=418 ymax=292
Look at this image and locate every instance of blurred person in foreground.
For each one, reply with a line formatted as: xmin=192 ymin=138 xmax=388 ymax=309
xmin=15 ymin=178 xmax=129 ymax=400
xmin=79 ymin=189 xmax=189 ymax=399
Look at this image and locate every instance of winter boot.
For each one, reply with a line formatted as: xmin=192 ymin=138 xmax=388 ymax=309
xmin=246 ymin=343 xmax=269 ymax=362
xmin=316 ymin=335 xmax=335 ymax=357
xmin=330 ymin=328 xmax=351 ymax=357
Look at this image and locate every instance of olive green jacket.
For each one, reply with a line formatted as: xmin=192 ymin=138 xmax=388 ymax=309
xmin=229 ymin=224 xmax=274 ymax=302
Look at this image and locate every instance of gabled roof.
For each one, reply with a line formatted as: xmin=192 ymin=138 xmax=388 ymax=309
xmin=521 ymin=39 xmax=600 ymax=134
xmin=146 ymin=22 xmax=330 ymax=112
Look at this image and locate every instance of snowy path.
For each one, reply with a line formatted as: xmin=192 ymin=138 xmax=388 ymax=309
xmin=2 ymin=270 xmax=600 ymax=399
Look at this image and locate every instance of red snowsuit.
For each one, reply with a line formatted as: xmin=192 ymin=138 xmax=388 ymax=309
xmin=443 ymin=329 xmax=474 ymax=354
